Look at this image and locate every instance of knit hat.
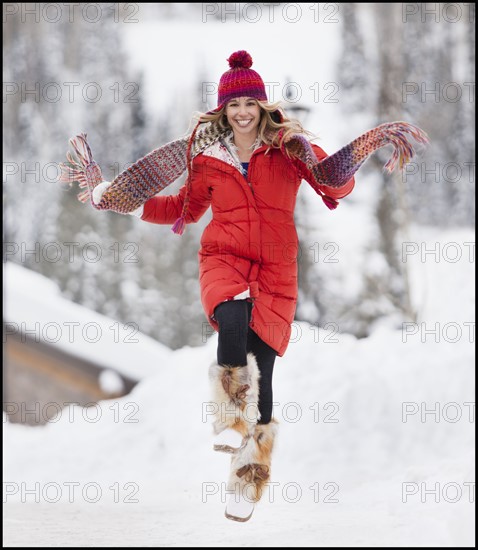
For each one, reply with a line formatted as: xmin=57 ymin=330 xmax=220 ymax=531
xmin=215 ymin=50 xmax=268 ymax=111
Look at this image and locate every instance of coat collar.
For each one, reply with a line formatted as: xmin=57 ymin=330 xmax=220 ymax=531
xmin=201 ymin=130 xmax=265 ymax=176
xmin=221 ymin=131 xmax=263 ymax=175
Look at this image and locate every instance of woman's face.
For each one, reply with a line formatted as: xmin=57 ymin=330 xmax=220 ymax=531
xmin=225 ymin=97 xmax=261 ymax=138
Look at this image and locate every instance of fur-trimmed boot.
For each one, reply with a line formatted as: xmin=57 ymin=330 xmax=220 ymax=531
xmin=225 ymin=419 xmax=278 ymax=522
xmin=208 ymin=352 xmax=261 ymax=453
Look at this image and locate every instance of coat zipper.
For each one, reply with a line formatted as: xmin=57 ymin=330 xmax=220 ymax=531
xmin=204 ymin=142 xmax=263 ymax=328
xmin=242 ymin=148 xmax=263 ymax=194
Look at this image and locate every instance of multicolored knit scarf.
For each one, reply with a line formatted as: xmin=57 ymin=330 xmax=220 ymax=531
xmin=59 ymin=121 xmax=428 ymax=234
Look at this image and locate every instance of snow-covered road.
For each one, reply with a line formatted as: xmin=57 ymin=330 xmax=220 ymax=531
xmin=4 ymin=478 xmax=474 ymax=547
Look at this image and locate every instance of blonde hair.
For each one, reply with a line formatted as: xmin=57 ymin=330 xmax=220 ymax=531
xmin=194 ymin=99 xmax=316 ymax=152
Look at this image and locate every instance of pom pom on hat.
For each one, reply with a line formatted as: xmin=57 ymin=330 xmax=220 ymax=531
xmin=227 ymin=50 xmax=253 ymax=69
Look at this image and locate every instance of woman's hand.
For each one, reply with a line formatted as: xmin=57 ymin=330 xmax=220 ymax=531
xmin=91 ymin=180 xmax=144 ymax=217
xmin=92 ymin=180 xmax=112 ymax=205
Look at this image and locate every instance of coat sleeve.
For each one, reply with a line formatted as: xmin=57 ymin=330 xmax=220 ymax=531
xmin=140 ymin=157 xmax=211 ymax=224
xmin=297 ymin=143 xmax=355 ymax=201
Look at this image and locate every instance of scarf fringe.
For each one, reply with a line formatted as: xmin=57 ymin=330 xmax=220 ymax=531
xmin=59 ymin=133 xmax=104 ymax=208
xmin=171 ymin=216 xmax=186 ymax=235
xmin=381 ymin=122 xmax=429 ymax=172
xmin=321 ymin=195 xmax=339 ymax=210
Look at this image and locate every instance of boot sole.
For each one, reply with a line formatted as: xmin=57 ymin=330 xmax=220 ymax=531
xmin=213 ymin=444 xmax=240 ymax=454
xmin=225 ymin=509 xmax=254 ymax=522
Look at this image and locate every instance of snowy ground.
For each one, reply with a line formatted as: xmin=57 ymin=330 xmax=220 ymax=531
xmin=3 ymin=225 xmax=475 ymax=547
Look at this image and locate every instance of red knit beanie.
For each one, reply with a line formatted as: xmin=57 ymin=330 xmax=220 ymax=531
xmin=216 ymin=50 xmax=268 ymax=109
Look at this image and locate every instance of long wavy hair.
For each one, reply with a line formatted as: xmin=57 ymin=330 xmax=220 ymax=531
xmin=192 ymin=99 xmax=316 ymax=152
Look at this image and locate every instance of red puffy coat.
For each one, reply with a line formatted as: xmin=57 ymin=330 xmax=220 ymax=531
xmin=141 ymin=139 xmax=355 ymax=357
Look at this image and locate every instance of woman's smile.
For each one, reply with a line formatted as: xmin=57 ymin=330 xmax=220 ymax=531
xmin=235 ymin=118 xmax=253 ymax=127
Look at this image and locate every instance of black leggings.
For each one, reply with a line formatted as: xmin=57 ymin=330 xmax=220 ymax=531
xmin=214 ymin=299 xmax=277 ymax=424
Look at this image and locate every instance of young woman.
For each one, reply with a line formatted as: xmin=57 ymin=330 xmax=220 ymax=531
xmin=60 ymin=50 xmax=428 ymax=523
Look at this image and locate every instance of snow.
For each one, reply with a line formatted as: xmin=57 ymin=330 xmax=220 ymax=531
xmin=4 ymin=261 xmax=170 ymax=381
xmin=98 ymin=369 xmax=125 ymax=395
xmin=3 ymin=225 xmax=474 ymax=546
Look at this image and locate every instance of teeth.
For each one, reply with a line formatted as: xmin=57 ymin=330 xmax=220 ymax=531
xmin=236 ymin=120 xmax=252 ymax=127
